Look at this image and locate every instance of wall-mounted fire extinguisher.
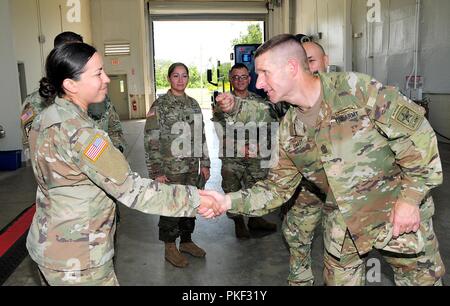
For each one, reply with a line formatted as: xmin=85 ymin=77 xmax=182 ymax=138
xmin=132 ymin=100 xmax=137 ymax=112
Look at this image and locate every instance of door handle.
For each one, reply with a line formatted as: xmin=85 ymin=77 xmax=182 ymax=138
xmin=0 ymin=125 xmax=5 ymax=139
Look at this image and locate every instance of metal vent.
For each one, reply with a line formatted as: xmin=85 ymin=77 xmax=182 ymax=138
xmin=104 ymin=42 xmax=131 ymax=56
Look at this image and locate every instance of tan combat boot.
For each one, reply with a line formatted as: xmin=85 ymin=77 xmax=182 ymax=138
xmin=179 ymin=241 xmax=206 ymax=257
xmin=248 ymin=217 xmax=277 ymax=231
xmin=233 ymin=216 xmax=250 ymax=239
xmin=165 ymin=242 xmax=188 ymax=268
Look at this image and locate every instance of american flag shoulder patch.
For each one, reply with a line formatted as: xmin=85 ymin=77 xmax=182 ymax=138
xmin=21 ymin=110 xmax=34 ymax=122
xmin=84 ymin=135 xmax=109 ymax=162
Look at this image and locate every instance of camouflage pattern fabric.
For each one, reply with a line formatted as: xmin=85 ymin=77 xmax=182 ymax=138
xmin=158 ymin=172 xmax=204 ymax=242
xmin=282 ymin=189 xmax=323 ymax=286
xmin=213 ymin=91 xmax=277 ymax=219
xmin=87 ymin=96 xmax=127 ymax=152
xmin=144 ymin=90 xmax=210 ymax=178
xmin=229 ymin=72 xmax=444 ymax=285
xmin=324 ymin=212 xmax=444 ymax=285
xmin=218 ymin=91 xmax=325 ymax=284
xmin=20 ymin=90 xmax=48 ymax=147
xmin=21 ymin=91 xmax=127 ymax=152
xmin=27 ymin=98 xmax=200 ymax=273
xmin=38 ymin=260 xmax=118 ymax=286
xmin=213 ymin=91 xmax=278 ymax=164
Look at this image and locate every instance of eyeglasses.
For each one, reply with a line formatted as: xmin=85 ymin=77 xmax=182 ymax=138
xmin=231 ymin=75 xmax=249 ymax=81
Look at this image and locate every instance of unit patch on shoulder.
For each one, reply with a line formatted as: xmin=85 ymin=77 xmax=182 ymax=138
xmin=23 ymin=121 xmax=33 ymax=138
xmin=84 ymin=135 xmax=109 ymax=162
xmin=392 ymin=105 xmax=423 ymax=131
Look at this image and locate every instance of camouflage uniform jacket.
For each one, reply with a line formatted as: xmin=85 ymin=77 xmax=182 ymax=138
xmin=87 ymin=96 xmax=127 ymax=152
xmin=144 ymin=90 xmax=210 ymax=178
xmin=229 ymin=72 xmax=442 ymax=256
xmin=20 ymin=90 xmax=48 ymax=146
xmin=27 ymin=98 xmax=200 ymax=271
xmin=22 ymin=91 xmax=126 ymax=152
xmin=212 ymin=91 xmax=278 ymax=163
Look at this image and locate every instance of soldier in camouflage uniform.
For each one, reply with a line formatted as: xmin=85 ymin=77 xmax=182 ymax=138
xmin=21 ymin=32 xmax=127 ymax=154
xmin=87 ymin=96 xmax=127 ymax=153
xmin=212 ymin=63 xmax=278 ymax=239
xmin=22 ymin=90 xmax=126 ymax=152
xmin=144 ymin=63 xmax=210 ymax=268
xmin=202 ymin=34 xmax=445 ymax=286
xmin=20 ymin=32 xmax=83 ymax=150
xmin=27 ymin=43 xmax=216 ymax=286
xmin=280 ymin=41 xmax=329 ymax=286
xmin=20 ymin=32 xmax=127 ymax=270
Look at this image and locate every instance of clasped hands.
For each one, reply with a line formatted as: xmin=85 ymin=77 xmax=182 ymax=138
xmin=197 ymin=190 xmax=231 ymax=219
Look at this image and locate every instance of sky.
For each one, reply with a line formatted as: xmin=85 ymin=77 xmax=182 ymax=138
xmin=153 ymin=21 xmax=263 ymax=70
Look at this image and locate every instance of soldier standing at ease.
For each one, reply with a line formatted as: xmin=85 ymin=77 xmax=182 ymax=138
xmin=144 ymin=63 xmax=210 ymax=268
xmin=28 ymin=43 xmax=217 ymax=285
xmin=201 ymin=34 xmax=445 ymax=286
xmin=212 ymin=63 xmax=278 ymax=239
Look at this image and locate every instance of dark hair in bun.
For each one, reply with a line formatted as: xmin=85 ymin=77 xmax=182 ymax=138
xmin=39 ymin=42 xmax=97 ymax=105
xmin=39 ymin=77 xmax=57 ymax=106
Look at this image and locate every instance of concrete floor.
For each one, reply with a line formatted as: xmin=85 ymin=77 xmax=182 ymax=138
xmin=1 ymin=110 xmax=449 ymax=286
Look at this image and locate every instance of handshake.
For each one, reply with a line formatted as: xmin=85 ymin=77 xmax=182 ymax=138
xmin=197 ymin=190 xmax=232 ymax=219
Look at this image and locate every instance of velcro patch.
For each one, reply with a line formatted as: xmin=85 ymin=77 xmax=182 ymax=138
xmin=21 ymin=109 xmax=34 ymax=123
xmin=84 ymin=135 xmax=109 ymax=162
xmin=23 ymin=121 xmax=33 ymax=138
xmin=392 ymin=105 xmax=423 ymax=131
xmin=333 ymin=111 xmax=358 ymax=124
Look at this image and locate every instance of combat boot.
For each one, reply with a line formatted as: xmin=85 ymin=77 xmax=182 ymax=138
xmin=165 ymin=242 xmax=188 ymax=268
xmin=179 ymin=241 xmax=206 ymax=257
xmin=233 ymin=216 xmax=250 ymax=239
xmin=248 ymin=217 xmax=277 ymax=231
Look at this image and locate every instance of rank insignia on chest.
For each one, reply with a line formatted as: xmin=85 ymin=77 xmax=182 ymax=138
xmin=333 ymin=111 xmax=358 ymax=124
xmin=392 ymin=105 xmax=423 ymax=130
xmin=84 ymin=135 xmax=109 ymax=162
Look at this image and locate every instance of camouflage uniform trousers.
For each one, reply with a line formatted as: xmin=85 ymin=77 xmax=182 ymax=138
xmin=282 ymin=189 xmax=323 ymax=286
xmin=221 ymin=158 xmax=269 ymax=218
xmin=38 ymin=260 xmax=118 ymax=286
xmin=323 ymin=207 xmax=445 ymax=286
xmin=158 ymin=171 xmax=206 ymax=243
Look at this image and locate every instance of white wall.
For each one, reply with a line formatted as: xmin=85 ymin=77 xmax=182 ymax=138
xmin=11 ymin=0 xmax=92 ymax=95
xmin=267 ymin=0 xmax=291 ymax=37
xmin=0 ymin=0 xmax=22 ymax=151
xmin=91 ymin=0 xmax=148 ymax=119
xmin=351 ymin=0 xmax=450 ymax=138
xmin=10 ymin=0 xmax=41 ymax=94
xmin=294 ymin=0 xmax=351 ymax=71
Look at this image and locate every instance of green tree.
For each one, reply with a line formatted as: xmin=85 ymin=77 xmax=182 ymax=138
xmin=155 ymin=60 xmax=206 ymax=89
xmin=154 ymin=59 xmax=172 ymax=89
xmin=231 ymin=23 xmax=263 ymax=47
xmin=189 ymin=66 xmax=202 ymax=87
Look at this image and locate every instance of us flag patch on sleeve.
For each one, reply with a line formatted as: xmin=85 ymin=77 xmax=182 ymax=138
xmin=84 ymin=135 xmax=109 ymax=162
xmin=21 ymin=109 xmax=34 ymax=123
